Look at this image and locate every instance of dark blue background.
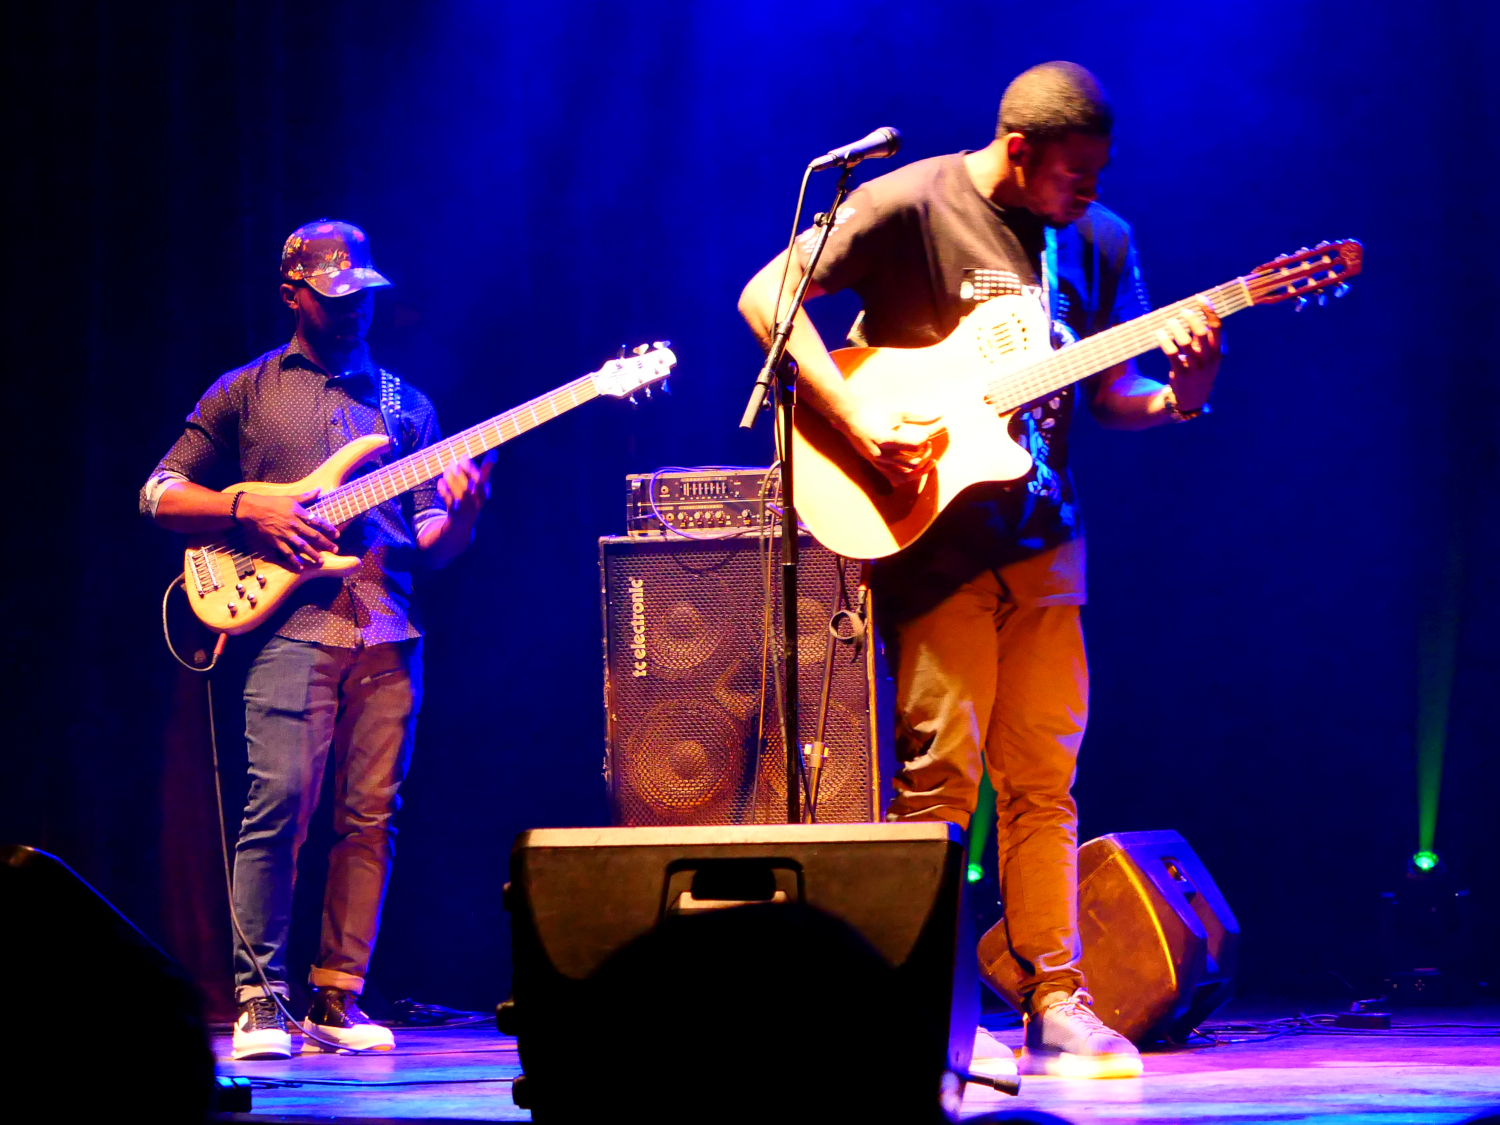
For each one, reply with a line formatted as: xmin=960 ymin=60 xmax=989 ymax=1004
xmin=4 ymin=0 xmax=1496 ymax=1014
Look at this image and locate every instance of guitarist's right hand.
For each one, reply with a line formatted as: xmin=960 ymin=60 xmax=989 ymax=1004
xmin=839 ymin=407 xmax=945 ymax=486
xmin=236 ymin=490 xmax=339 ymax=571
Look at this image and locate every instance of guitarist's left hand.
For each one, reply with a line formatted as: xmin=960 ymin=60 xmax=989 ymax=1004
xmin=1157 ymin=299 xmax=1223 ymax=411
xmin=437 ymin=451 xmax=497 ymax=528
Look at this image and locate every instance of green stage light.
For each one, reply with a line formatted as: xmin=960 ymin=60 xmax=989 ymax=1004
xmin=1413 ymin=538 xmax=1462 ymax=884
xmin=967 ymin=772 xmax=997 ymax=887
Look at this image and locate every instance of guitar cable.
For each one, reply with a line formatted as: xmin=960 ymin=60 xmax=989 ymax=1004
xmin=162 ymin=574 xmax=226 ymax=673
xmin=161 ymin=576 xmax=377 ymax=1055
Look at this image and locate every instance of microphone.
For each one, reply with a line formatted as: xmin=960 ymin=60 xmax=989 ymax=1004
xmin=808 ymin=127 xmax=902 ymax=172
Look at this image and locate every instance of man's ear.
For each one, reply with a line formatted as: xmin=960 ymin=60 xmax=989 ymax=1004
xmin=1004 ymin=132 xmax=1031 ymax=166
xmin=279 ymin=282 xmax=301 ymax=312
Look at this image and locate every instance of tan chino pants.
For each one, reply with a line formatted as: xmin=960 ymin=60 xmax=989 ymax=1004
xmin=884 ymin=555 xmax=1088 ymax=1008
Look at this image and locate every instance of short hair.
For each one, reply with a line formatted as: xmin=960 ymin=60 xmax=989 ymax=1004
xmin=997 ymin=61 xmax=1113 ymax=142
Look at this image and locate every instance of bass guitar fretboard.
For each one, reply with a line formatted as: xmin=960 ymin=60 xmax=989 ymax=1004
xmin=311 ymin=374 xmax=600 ymax=524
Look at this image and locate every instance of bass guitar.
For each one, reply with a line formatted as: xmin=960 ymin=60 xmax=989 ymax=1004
xmin=793 ymin=241 xmax=1363 ymax=559
xmin=182 ymin=343 xmax=676 ymax=634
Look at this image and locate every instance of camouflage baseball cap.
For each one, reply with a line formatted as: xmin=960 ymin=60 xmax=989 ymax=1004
xmin=279 ymin=220 xmax=392 ymax=297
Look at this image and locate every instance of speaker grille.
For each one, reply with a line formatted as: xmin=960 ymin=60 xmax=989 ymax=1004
xmin=601 ymin=534 xmax=887 ymax=825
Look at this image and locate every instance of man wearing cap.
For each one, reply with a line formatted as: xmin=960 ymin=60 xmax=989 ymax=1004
xmin=142 ymin=221 xmax=493 ymax=1060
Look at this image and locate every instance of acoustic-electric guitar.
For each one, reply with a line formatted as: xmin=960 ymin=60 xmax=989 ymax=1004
xmin=181 ymin=343 xmax=676 ymax=635
xmin=794 ymin=240 xmax=1363 ymax=560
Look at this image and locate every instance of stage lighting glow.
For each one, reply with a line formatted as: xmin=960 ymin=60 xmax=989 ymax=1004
xmin=1414 ymin=541 xmax=1462 ymax=881
xmin=967 ymin=772 xmax=996 ymax=888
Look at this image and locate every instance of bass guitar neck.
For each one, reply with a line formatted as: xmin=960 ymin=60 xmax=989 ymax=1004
xmin=181 ymin=343 xmax=676 ymax=634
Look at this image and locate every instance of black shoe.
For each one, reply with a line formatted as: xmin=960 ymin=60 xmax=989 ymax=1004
xmin=232 ymin=995 xmax=292 ymax=1060
xmin=301 ymin=987 xmax=395 ymax=1053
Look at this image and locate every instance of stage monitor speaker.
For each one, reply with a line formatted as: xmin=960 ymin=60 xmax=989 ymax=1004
xmin=599 ymin=533 xmax=893 ymax=826
xmin=0 ymin=845 xmax=215 ymax=1121
xmin=979 ymin=829 xmax=1238 ymax=1044
xmin=500 ymin=823 xmax=976 ymax=1123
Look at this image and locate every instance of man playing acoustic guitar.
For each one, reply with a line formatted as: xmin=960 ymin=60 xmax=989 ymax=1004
xmin=142 ymin=221 xmax=492 ymax=1060
xmin=739 ymin=62 xmax=1222 ymax=1077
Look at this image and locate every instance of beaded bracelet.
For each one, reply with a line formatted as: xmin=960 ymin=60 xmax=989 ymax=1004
xmin=230 ymin=490 xmax=246 ymax=522
xmin=1164 ymin=386 xmax=1212 ymax=423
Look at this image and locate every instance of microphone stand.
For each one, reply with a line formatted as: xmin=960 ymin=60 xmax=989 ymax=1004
xmin=740 ymin=163 xmax=856 ymax=824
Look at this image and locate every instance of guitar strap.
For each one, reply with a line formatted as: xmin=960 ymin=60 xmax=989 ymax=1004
xmin=377 ymin=368 xmax=404 ymax=458
xmin=1042 ymin=225 xmax=1058 ymax=331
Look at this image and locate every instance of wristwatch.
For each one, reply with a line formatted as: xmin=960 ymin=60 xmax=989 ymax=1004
xmin=1163 ymin=386 xmax=1211 ymax=423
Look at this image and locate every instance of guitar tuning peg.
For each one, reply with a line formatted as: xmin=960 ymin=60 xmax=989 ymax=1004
xmin=1317 ymin=292 xmax=1327 ymax=307
xmin=618 ymin=344 xmax=628 ymax=359
xmin=661 ymin=378 xmax=671 ymax=394
xmin=1298 ymin=246 xmax=1309 ymax=253
xmin=1316 ymin=239 xmax=1329 ymax=248
xmin=1333 ymin=283 xmax=1350 ymax=298
xmin=643 ymin=386 xmax=652 ymax=399
xmin=652 ymin=339 xmax=672 ymax=350
xmin=628 ymin=394 xmax=638 ymax=406
xmin=1294 ymin=296 xmax=1309 ymax=312
xmin=632 ymin=343 xmax=649 ymax=356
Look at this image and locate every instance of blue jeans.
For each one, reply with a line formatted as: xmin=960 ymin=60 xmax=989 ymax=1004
xmin=232 ymin=635 xmax=422 ymax=1002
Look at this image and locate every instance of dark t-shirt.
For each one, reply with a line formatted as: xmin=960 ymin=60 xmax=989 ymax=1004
xmin=794 ymin=152 xmax=1149 ymax=621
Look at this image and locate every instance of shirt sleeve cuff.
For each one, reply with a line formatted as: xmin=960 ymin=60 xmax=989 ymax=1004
xmin=413 ymin=507 xmax=448 ymax=536
xmin=141 ymin=470 xmax=189 ymax=519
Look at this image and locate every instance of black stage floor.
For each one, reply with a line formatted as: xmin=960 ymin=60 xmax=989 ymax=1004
xmin=207 ymin=1003 xmax=1500 ymax=1123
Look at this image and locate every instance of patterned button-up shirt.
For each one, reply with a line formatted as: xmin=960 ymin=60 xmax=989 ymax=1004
xmin=141 ymin=337 xmax=446 ymax=648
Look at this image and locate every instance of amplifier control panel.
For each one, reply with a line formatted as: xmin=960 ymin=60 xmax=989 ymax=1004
xmin=625 ymin=467 xmax=780 ymax=537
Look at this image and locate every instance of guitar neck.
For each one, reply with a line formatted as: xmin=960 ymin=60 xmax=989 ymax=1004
xmin=311 ymin=373 xmax=600 ymax=524
xmin=986 ymin=276 xmax=1254 ymax=413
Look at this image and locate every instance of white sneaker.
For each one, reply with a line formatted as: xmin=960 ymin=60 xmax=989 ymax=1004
xmin=232 ymin=996 xmax=292 ymax=1061
xmin=970 ymin=1026 xmax=1019 ymax=1081
xmin=300 ymin=987 xmax=395 ymax=1053
xmin=1019 ymin=989 xmax=1142 ymax=1079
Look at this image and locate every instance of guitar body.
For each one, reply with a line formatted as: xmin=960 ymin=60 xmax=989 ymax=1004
xmin=182 ymin=434 xmax=391 ymax=635
xmin=793 ymin=295 xmax=1049 ymax=560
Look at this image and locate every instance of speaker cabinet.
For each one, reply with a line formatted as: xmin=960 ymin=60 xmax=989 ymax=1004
xmin=502 ymin=823 xmax=975 ymax=1121
xmin=599 ymin=534 xmax=892 ymax=826
xmin=1 ymin=846 xmax=215 ymax=1119
xmin=979 ymin=829 xmax=1238 ymax=1043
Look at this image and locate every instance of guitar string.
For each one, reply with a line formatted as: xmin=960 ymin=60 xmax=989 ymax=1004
xmin=193 ymin=256 xmax=1330 ymax=573
xmin=984 ymin=254 xmax=1345 ymax=412
xmin=196 ymin=365 xmax=642 ymax=566
xmin=983 ymin=280 xmax=1254 ymax=413
xmin=312 ymin=372 xmax=602 ymax=526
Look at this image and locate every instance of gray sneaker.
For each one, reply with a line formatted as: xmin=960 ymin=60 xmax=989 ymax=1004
xmin=1019 ymin=988 xmax=1142 ymax=1078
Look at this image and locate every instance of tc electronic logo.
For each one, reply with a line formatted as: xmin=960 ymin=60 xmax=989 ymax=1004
xmin=629 ymin=578 xmax=647 ymax=677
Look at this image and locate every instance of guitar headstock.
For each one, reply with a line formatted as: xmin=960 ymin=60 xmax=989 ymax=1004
xmin=1244 ymin=239 xmax=1363 ymax=309
xmin=592 ymin=341 xmax=678 ymax=400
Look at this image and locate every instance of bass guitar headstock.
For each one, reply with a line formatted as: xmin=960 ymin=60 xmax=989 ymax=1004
xmin=1244 ymin=239 xmax=1363 ymax=310
xmin=592 ymin=341 xmax=678 ymax=402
